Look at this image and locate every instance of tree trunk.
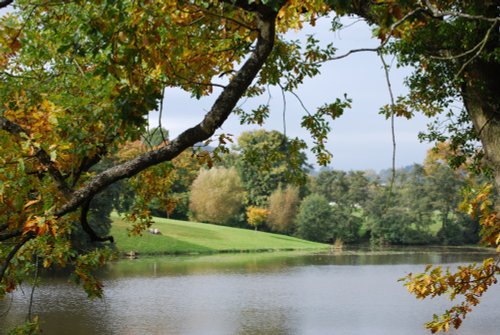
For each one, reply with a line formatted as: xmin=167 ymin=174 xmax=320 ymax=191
xmin=463 ymin=60 xmax=500 ymax=213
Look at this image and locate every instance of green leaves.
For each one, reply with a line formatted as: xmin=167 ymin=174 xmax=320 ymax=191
xmin=235 ymin=104 xmax=270 ymax=125
xmin=301 ymin=95 xmax=351 ymax=166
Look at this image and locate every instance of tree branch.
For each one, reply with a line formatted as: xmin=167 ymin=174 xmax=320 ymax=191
xmin=0 ymin=0 xmax=14 ymax=9
xmin=79 ymin=200 xmax=114 ymax=243
xmin=54 ymin=8 xmax=279 ymax=218
xmin=423 ymin=0 xmax=500 ymax=23
xmin=0 ymin=230 xmax=21 ymax=242
xmin=0 ymin=234 xmax=33 ymax=284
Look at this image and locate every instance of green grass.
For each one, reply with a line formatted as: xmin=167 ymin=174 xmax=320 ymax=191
xmin=110 ymin=213 xmax=328 ymax=255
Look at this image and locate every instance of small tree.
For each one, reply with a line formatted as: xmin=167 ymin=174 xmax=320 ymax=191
xmin=246 ymin=206 xmax=268 ymax=231
xmin=267 ymin=185 xmax=300 ymax=234
xmin=189 ymin=167 xmax=245 ymax=226
xmin=296 ymin=194 xmax=334 ymax=243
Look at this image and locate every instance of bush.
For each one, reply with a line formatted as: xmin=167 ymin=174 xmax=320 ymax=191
xmin=246 ymin=206 xmax=269 ymax=230
xmin=189 ymin=167 xmax=246 ymax=225
xmin=296 ymin=193 xmax=334 ymax=243
xmin=267 ymin=185 xmax=300 ymax=234
xmin=330 ymin=206 xmax=361 ymax=243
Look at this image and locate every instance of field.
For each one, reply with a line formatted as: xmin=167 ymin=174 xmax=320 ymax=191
xmin=110 ymin=213 xmax=328 ymax=255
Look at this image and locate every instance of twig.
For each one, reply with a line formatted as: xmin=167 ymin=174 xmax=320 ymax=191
xmin=27 ymin=255 xmax=39 ymax=321
xmin=0 ymin=234 xmax=34 ymax=283
xmin=157 ymin=89 xmax=168 ymax=144
xmin=379 ymin=53 xmax=397 ymax=196
xmin=423 ymin=0 xmax=500 ymax=23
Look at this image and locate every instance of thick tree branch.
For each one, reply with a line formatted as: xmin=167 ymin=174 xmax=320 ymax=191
xmin=0 ymin=0 xmax=14 ymax=9
xmin=79 ymin=200 xmax=114 ymax=243
xmin=54 ymin=9 xmax=278 ymax=218
xmin=0 ymin=230 xmax=21 ymax=242
xmin=0 ymin=116 xmax=73 ymax=198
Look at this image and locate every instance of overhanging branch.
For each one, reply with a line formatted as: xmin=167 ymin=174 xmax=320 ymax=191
xmin=79 ymin=200 xmax=114 ymax=243
xmin=54 ymin=8 xmax=278 ymax=218
xmin=0 ymin=0 xmax=14 ymax=9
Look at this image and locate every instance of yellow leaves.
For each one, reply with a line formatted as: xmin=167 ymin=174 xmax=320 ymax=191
xmin=460 ymin=183 xmax=499 ymax=248
xmin=23 ymin=197 xmax=40 ymax=210
xmin=23 ymin=215 xmax=58 ymax=237
xmin=275 ymin=0 xmax=328 ymax=33
xmin=246 ymin=206 xmax=268 ymax=229
xmin=403 ymin=256 xmax=500 ymax=333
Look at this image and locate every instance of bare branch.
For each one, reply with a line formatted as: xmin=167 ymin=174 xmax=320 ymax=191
xmin=79 ymin=200 xmax=114 ymax=243
xmin=430 ymin=21 xmax=498 ymax=63
xmin=317 ymin=8 xmax=424 ymax=64
xmin=379 ymin=53 xmax=397 ymax=195
xmin=424 ymin=0 xmax=500 ymax=23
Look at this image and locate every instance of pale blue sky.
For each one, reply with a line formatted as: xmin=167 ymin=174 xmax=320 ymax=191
xmin=150 ymin=16 xmax=433 ymax=171
xmin=1 ymin=6 xmax=433 ymax=171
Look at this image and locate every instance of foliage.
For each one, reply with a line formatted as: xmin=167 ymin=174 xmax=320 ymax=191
xmin=7 ymin=316 xmax=41 ymax=335
xmin=234 ymin=129 xmax=309 ymax=207
xmin=296 ymin=193 xmax=334 ymax=243
xmin=246 ymin=206 xmax=269 ymax=230
xmin=0 ymin=0 xmax=499 ymax=332
xmin=267 ymin=185 xmax=300 ymax=234
xmin=329 ymin=205 xmax=361 ymax=243
xmin=310 ymin=170 xmax=369 ymax=243
xmin=1 ymin=0 xmax=336 ymax=312
xmin=189 ymin=167 xmax=245 ymax=226
xmin=402 ymin=184 xmax=499 ymax=332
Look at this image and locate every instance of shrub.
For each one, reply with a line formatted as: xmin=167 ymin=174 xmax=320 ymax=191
xmin=189 ymin=167 xmax=245 ymax=225
xmin=246 ymin=206 xmax=269 ymax=230
xmin=296 ymin=193 xmax=334 ymax=243
xmin=267 ymin=185 xmax=300 ymax=234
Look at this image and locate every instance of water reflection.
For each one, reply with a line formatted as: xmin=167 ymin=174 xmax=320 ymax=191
xmin=1 ymin=247 xmax=498 ymax=335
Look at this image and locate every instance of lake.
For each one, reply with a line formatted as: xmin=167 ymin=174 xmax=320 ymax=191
xmin=1 ymin=247 xmax=499 ymax=334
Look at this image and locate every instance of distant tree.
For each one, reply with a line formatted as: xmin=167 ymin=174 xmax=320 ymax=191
xmin=296 ymin=194 xmax=334 ymax=243
xmin=189 ymin=167 xmax=245 ymax=226
xmin=311 ymin=170 xmax=348 ymax=205
xmin=310 ymin=170 xmax=367 ymax=243
xmin=235 ymin=130 xmax=309 ymax=206
xmin=246 ymin=207 xmax=268 ymax=231
xmin=267 ymin=185 xmax=300 ymax=234
xmin=346 ymin=171 xmax=370 ymax=209
xmin=330 ymin=206 xmax=361 ymax=243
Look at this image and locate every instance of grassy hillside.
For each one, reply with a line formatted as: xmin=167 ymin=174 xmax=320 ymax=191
xmin=110 ymin=213 xmax=328 ymax=255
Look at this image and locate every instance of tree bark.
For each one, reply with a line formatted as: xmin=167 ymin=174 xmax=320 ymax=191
xmin=463 ymin=59 xmax=500 ymax=213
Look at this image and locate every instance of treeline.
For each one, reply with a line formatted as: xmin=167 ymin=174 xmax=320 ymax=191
xmin=90 ymin=128 xmax=485 ymax=247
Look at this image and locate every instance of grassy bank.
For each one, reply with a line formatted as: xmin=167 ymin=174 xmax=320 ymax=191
xmin=110 ymin=214 xmax=328 ymax=255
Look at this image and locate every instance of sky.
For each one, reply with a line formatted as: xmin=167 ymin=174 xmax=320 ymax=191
xmin=0 ymin=4 xmax=433 ymax=172
xmin=149 ymin=16 xmax=433 ymax=172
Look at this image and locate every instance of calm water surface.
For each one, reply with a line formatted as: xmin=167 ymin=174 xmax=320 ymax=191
xmin=1 ymin=247 xmax=499 ymax=335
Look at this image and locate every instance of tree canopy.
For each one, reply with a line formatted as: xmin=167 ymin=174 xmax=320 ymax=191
xmin=0 ymin=0 xmax=498 ymax=333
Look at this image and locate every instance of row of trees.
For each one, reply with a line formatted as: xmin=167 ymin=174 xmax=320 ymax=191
xmin=132 ymin=128 xmax=484 ymax=246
